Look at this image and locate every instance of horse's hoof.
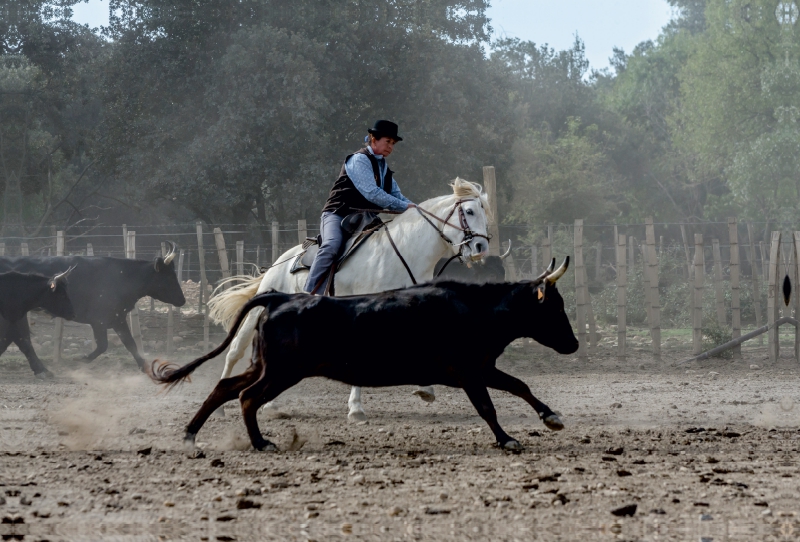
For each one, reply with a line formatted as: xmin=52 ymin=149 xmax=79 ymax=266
xmin=412 ymin=387 xmax=436 ymax=403
xmin=255 ymin=441 xmax=278 ymax=452
xmin=212 ymin=407 xmax=226 ymax=418
xmin=542 ymin=414 xmax=564 ymax=431
xmin=501 ymin=439 xmax=523 ymax=451
xmin=348 ymin=409 xmax=367 ymax=423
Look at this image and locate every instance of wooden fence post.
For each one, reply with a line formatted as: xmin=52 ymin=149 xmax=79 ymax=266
xmin=692 ymin=234 xmax=705 ymax=355
xmin=616 ymin=234 xmax=627 ymax=360
xmin=628 ymin=235 xmax=636 ymax=277
xmin=298 ymin=219 xmax=308 ymax=245
xmin=483 ymin=166 xmax=500 ymax=257
xmin=52 ymin=231 xmax=65 ymax=363
xmin=680 ymin=224 xmax=693 ymax=279
xmin=640 ymin=243 xmax=652 ymax=328
xmin=271 ymin=221 xmax=279 ymax=264
xmin=256 ymin=246 xmax=260 ymax=269
xmin=530 ymin=245 xmax=538 ymax=277
xmin=177 ymin=249 xmax=185 ymax=282
xmin=195 ymin=222 xmax=207 ymax=315
xmin=213 ymin=227 xmax=231 ymax=286
xmin=20 ymin=242 xmax=28 ymax=256
xmin=760 ymin=241 xmax=768 ymax=281
xmin=712 ymin=239 xmax=726 ymax=326
xmin=574 ymin=220 xmax=588 ymax=360
xmin=122 ymin=224 xmax=127 ymax=254
xmin=728 ymin=218 xmax=741 ymax=359
xmin=126 ymin=231 xmax=144 ymax=355
xmin=747 ymin=223 xmax=763 ymax=344
xmin=162 ymin=243 xmax=174 ymax=355
xmin=541 ymin=234 xmax=551 ymax=270
xmin=594 ymin=241 xmax=602 ymax=282
xmin=86 ymin=243 xmax=94 ymax=256
xmin=767 ymin=231 xmax=781 ymax=362
xmin=236 ymin=240 xmax=244 ymax=276
xmin=645 ymin=218 xmax=661 ymax=358
xmin=502 ymin=241 xmax=517 ymax=281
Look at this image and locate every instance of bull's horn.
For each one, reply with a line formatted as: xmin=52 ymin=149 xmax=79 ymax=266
xmin=500 ymin=240 xmax=512 ymax=260
xmin=545 ymin=256 xmax=570 ymax=283
xmin=53 ymin=265 xmax=76 ymax=282
xmin=50 ymin=265 xmax=76 ymax=288
xmin=532 ymin=258 xmax=557 ymax=282
xmin=164 ymin=241 xmax=176 ymax=264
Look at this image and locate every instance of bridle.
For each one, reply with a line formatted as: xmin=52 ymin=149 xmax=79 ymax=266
xmin=415 ymin=198 xmax=491 ymax=248
xmin=414 ymin=198 xmax=491 ymax=277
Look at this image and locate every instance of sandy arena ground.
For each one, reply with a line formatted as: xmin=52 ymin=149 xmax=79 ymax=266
xmin=1 ymin=337 xmax=800 ymax=541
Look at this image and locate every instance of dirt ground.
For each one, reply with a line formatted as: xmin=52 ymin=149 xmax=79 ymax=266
xmin=2 ymin=337 xmax=800 ymax=541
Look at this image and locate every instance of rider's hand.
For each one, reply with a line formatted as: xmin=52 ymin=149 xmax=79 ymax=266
xmin=406 ymin=203 xmax=417 ymax=210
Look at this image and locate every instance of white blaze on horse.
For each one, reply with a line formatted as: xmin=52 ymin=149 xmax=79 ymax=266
xmin=208 ymin=178 xmax=490 ymax=421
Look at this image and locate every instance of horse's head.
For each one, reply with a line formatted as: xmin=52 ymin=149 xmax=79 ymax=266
xmin=440 ymin=178 xmax=490 ymax=262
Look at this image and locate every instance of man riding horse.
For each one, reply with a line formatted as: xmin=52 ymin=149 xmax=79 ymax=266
xmin=305 ymin=120 xmax=416 ymax=294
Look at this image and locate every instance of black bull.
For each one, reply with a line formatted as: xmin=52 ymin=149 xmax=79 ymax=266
xmin=433 ymin=255 xmax=507 ymax=283
xmin=0 ymin=255 xmax=186 ymax=373
xmin=0 ymin=270 xmax=75 ymax=377
xmin=151 ymin=260 xmax=578 ymax=452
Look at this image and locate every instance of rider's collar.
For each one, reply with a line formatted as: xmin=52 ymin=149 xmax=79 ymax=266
xmin=367 ymin=146 xmax=385 ymax=159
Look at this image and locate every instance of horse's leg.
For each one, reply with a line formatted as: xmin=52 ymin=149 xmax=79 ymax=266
xmin=348 ymin=386 xmax=366 ymax=422
xmin=412 ymin=386 xmax=436 ymax=402
xmin=213 ymin=308 xmax=262 ymax=417
xmin=484 ymin=367 xmax=563 ymax=431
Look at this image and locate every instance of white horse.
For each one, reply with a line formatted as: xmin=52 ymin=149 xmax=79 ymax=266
xmin=208 ymin=178 xmax=490 ymax=421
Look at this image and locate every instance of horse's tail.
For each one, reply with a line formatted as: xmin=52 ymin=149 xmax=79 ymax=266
xmin=148 ymin=293 xmax=276 ymax=390
xmin=208 ymin=273 xmax=264 ymax=331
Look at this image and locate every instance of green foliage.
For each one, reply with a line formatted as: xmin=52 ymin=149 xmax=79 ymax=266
xmin=701 ymin=317 xmax=733 ymax=358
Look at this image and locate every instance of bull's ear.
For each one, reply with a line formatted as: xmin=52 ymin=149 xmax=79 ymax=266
xmin=49 ymin=280 xmax=57 ymax=291
xmin=535 ymin=282 xmax=546 ymax=303
xmin=154 ymin=258 xmax=164 ymax=272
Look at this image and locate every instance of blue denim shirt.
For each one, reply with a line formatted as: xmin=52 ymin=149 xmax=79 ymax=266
xmin=345 ymin=146 xmax=412 ymax=212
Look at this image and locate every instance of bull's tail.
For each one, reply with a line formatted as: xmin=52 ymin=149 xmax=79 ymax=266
xmin=208 ymin=273 xmax=264 ymax=331
xmin=148 ymin=292 xmax=276 ymax=390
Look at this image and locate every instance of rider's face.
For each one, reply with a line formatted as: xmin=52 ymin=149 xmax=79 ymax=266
xmin=371 ymin=137 xmax=396 ymax=157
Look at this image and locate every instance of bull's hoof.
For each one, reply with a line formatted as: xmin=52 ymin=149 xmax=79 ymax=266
xmin=542 ymin=414 xmax=564 ymax=431
xmin=412 ymin=386 xmax=436 ymax=403
xmin=254 ymin=440 xmax=278 ymax=452
xmin=347 ymin=409 xmax=367 ymax=423
xmin=183 ymin=433 xmax=197 ymax=451
xmin=501 ymin=439 xmax=523 ymax=451
xmin=34 ymin=370 xmax=54 ymax=380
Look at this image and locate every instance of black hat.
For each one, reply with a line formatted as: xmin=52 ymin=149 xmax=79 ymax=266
xmin=368 ymin=120 xmax=403 ymax=142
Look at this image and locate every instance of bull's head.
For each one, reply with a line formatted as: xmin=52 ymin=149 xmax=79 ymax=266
xmin=527 ymin=256 xmax=578 ymax=354
xmin=150 ymin=241 xmax=187 ymax=307
xmin=46 ymin=266 xmax=76 ymax=320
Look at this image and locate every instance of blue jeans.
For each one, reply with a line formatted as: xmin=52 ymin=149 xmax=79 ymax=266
xmin=304 ymin=212 xmax=349 ymax=293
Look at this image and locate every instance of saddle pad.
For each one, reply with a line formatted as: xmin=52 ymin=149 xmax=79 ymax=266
xmin=289 ymin=223 xmax=383 ymax=275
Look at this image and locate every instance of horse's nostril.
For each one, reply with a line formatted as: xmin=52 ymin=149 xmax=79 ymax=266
xmin=476 ymin=242 xmax=484 ymax=253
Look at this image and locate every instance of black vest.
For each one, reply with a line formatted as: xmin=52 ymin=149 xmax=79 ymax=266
xmin=322 ymin=148 xmax=394 ymax=216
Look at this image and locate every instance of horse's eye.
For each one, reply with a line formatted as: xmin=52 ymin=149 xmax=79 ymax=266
xmin=466 ymin=209 xmax=474 ymax=216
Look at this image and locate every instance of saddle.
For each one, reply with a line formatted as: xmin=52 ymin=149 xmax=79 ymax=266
xmin=289 ymin=212 xmax=386 ymax=282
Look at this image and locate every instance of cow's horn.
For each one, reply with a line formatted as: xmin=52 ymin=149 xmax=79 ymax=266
xmin=545 ymin=256 xmax=570 ymax=283
xmin=164 ymin=241 xmax=176 ymax=264
xmin=52 ymin=265 xmax=76 ymax=283
xmin=500 ymin=240 xmax=512 ymax=260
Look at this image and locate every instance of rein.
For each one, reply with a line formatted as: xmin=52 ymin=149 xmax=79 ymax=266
xmin=355 ymin=197 xmax=491 ymax=284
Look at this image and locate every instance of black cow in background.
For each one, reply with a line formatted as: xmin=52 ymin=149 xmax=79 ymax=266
xmin=433 ymin=240 xmax=512 ymax=283
xmin=0 ymin=243 xmax=185 ymax=372
xmin=0 ymin=268 xmax=75 ymax=378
